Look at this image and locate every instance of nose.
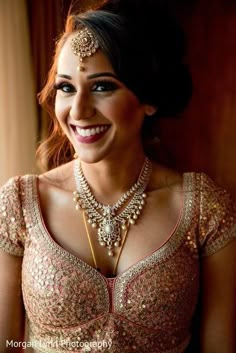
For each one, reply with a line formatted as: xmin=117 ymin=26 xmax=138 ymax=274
xmin=70 ymin=90 xmax=95 ymax=121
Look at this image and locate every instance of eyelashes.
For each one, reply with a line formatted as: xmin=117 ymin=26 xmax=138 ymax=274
xmin=91 ymin=80 xmax=118 ymax=92
xmin=53 ymin=82 xmax=75 ymax=93
xmin=54 ymin=80 xmax=119 ymax=94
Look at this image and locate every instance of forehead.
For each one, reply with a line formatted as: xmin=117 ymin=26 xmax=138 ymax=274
xmin=57 ymin=34 xmax=115 ymax=75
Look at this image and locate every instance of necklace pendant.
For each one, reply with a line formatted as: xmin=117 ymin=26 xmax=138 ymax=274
xmin=108 ymin=250 xmax=114 ymax=257
xmin=98 ymin=218 xmax=121 ymax=251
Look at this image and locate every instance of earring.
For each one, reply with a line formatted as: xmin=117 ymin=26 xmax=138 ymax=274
xmin=146 ymin=106 xmax=158 ymax=116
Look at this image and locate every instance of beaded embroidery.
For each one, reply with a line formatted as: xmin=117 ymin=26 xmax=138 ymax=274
xmin=0 ymin=173 xmax=235 ymax=353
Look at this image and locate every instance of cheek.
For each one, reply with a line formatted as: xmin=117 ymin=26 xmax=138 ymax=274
xmin=112 ymin=98 xmax=145 ymax=127
xmin=102 ymin=94 xmax=144 ymax=123
xmin=55 ymin=97 xmax=69 ymax=124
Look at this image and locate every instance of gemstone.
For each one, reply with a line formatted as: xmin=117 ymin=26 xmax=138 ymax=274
xmin=105 ymin=224 xmax=112 ymax=234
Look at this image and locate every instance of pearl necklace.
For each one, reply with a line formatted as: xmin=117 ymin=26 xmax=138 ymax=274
xmin=73 ymin=158 xmax=152 ymax=256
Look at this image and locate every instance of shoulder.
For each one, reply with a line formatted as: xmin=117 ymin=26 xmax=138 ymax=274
xmin=191 ymin=173 xmax=236 ymax=256
xmin=0 ymin=176 xmax=24 ymax=206
xmin=149 ymin=162 xmax=183 ymax=192
xmin=38 ymin=161 xmax=75 ymax=210
xmin=148 ymin=162 xmax=183 ymax=214
xmin=197 ymin=173 xmax=235 ymax=219
xmin=38 ymin=160 xmax=75 ymax=191
xmin=0 ymin=176 xmax=27 ymax=256
xmin=0 ymin=173 xmax=39 ymax=212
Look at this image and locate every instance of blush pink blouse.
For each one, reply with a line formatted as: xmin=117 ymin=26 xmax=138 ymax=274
xmin=0 ymin=173 xmax=235 ymax=353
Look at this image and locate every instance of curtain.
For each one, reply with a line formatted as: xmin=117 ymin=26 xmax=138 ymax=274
xmin=0 ymin=0 xmax=37 ymax=187
xmin=158 ymin=0 xmax=236 ymax=197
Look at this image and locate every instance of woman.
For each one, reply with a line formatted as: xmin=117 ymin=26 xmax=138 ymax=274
xmin=0 ymin=0 xmax=235 ymax=352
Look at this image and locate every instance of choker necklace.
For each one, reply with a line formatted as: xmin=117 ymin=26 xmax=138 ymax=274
xmin=73 ymin=158 xmax=152 ymax=257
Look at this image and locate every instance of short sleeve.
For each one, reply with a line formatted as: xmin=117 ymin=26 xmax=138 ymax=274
xmin=198 ymin=173 xmax=236 ymax=256
xmin=0 ymin=176 xmax=26 ymax=256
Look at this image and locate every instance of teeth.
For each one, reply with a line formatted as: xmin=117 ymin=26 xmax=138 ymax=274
xmin=76 ymin=126 xmax=108 ymax=137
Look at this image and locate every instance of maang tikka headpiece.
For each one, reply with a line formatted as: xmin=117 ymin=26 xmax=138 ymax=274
xmin=71 ymin=27 xmax=100 ymax=71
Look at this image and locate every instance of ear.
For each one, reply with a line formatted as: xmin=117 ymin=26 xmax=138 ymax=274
xmin=144 ymin=105 xmax=158 ymax=116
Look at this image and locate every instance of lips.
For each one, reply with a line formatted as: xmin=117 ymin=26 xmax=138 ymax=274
xmin=71 ymin=124 xmax=111 ymax=144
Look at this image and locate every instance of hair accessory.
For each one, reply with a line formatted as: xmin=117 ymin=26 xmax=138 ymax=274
xmin=71 ymin=27 xmax=99 ymax=71
xmin=73 ymin=158 xmax=152 ymax=258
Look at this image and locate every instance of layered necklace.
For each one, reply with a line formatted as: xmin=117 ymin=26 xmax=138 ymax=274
xmin=73 ymin=158 xmax=152 ymax=257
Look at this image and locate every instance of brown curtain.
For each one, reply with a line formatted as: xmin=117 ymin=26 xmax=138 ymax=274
xmin=27 ymin=0 xmax=71 ymax=140
xmin=0 ymin=0 xmax=37 ymax=186
xmin=159 ymin=0 xmax=236 ymax=197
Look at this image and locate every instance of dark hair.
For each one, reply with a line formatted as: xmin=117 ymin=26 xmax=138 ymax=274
xmin=37 ymin=0 xmax=192 ymax=171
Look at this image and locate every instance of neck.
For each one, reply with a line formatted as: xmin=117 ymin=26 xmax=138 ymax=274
xmin=78 ymin=152 xmax=148 ymax=205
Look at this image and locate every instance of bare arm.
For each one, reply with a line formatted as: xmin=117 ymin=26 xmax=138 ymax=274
xmin=0 ymin=249 xmax=25 ymax=352
xmin=200 ymin=239 xmax=236 ymax=353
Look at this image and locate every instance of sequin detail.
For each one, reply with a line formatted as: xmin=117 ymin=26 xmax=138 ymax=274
xmin=0 ymin=173 xmax=235 ymax=353
xmin=0 ymin=177 xmax=26 ymax=255
xmin=199 ymin=173 xmax=236 ymax=256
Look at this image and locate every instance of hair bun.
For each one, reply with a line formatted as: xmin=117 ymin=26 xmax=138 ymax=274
xmin=87 ymin=0 xmax=193 ymax=117
xmin=156 ymin=64 xmax=193 ymax=117
xmin=97 ymin=0 xmax=180 ymax=26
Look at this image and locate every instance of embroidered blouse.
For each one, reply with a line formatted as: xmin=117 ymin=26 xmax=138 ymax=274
xmin=0 ymin=173 xmax=236 ymax=353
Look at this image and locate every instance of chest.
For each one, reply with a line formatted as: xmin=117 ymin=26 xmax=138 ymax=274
xmin=38 ymin=185 xmax=184 ymax=276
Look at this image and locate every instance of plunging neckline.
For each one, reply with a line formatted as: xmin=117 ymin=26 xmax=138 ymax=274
xmin=25 ymin=173 xmax=195 ymax=282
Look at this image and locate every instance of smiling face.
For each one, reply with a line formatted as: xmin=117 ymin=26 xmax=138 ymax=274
xmin=54 ymin=32 xmax=154 ymax=164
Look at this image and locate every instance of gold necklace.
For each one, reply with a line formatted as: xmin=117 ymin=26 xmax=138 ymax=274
xmin=73 ymin=158 xmax=152 ymax=256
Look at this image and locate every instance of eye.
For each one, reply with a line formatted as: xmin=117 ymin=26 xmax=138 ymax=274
xmin=91 ymin=80 xmax=118 ymax=93
xmin=54 ymin=82 xmax=75 ymax=93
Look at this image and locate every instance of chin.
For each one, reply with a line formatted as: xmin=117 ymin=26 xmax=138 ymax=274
xmin=75 ymin=146 xmax=112 ymax=165
xmin=77 ymin=154 xmax=104 ymax=164
xmin=74 ymin=136 xmax=117 ymax=165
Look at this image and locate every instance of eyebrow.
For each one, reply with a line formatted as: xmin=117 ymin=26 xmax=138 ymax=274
xmin=56 ymin=74 xmax=72 ymax=79
xmin=87 ymin=72 xmax=118 ymax=80
xmin=56 ymin=72 xmax=118 ymax=80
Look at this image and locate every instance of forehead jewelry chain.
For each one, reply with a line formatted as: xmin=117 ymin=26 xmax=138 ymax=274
xmin=71 ymin=27 xmax=99 ymax=71
xmin=73 ymin=158 xmax=152 ymax=257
